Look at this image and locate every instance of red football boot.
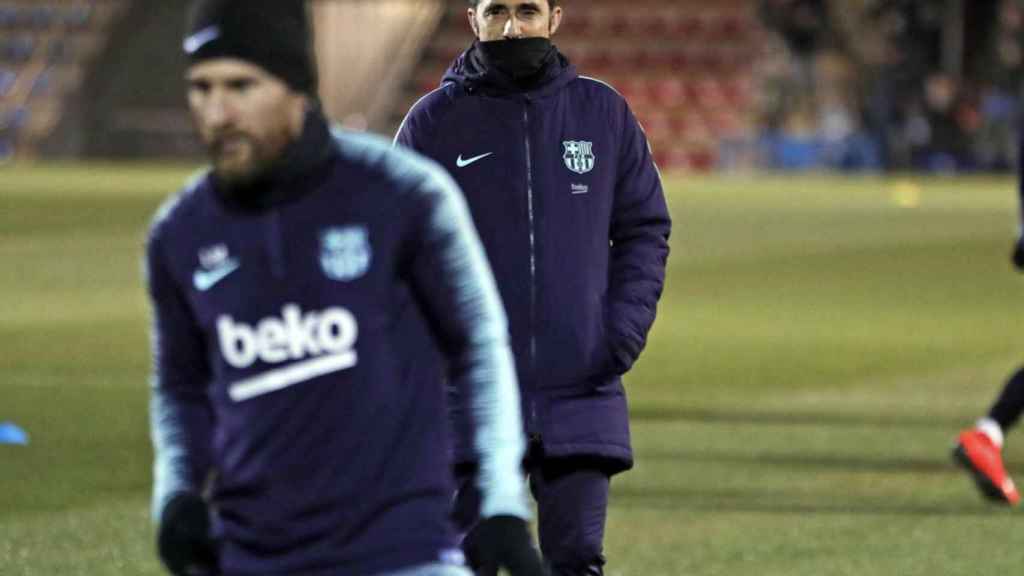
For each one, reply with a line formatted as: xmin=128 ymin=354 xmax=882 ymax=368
xmin=953 ymin=429 xmax=1020 ymax=505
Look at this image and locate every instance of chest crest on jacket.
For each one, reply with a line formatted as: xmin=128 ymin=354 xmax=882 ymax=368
xmin=320 ymin=225 xmax=371 ymax=282
xmin=562 ymin=140 xmax=596 ymax=175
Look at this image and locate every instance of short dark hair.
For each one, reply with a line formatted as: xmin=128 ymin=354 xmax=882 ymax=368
xmin=468 ymin=0 xmax=558 ymax=8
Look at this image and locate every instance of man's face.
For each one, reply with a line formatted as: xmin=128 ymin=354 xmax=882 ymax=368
xmin=469 ymin=1 xmax=562 ymax=41
xmin=186 ymin=59 xmax=306 ymax=185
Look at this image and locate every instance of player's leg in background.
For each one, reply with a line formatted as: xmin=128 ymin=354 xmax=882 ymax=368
xmin=529 ymin=458 xmax=610 ymax=576
xmin=984 ymin=365 xmax=1024 ymax=435
xmin=953 ymin=365 xmax=1024 ymax=504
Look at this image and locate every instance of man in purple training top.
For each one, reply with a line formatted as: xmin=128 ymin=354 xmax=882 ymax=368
xmin=147 ymin=1 xmax=546 ymax=575
xmin=953 ymin=133 xmax=1024 ymax=506
xmin=395 ymin=1 xmax=671 ymax=574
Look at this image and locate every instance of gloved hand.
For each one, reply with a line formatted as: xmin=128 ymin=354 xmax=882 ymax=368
xmin=1013 ymin=239 xmax=1024 ymax=271
xmin=157 ymin=492 xmax=219 ymax=576
xmin=463 ymin=515 xmax=547 ymax=576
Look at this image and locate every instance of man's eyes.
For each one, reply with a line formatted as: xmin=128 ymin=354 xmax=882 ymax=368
xmin=485 ymin=7 xmax=539 ymax=17
xmin=189 ymin=80 xmax=211 ymax=93
xmin=227 ymin=79 xmax=255 ymax=92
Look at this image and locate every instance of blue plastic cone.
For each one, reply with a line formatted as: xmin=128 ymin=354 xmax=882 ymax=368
xmin=0 ymin=422 xmax=29 ymax=445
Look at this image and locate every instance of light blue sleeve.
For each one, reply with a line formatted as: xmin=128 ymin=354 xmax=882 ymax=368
xmin=335 ymin=130 xmax=530 ymax=519
xmin=417 ymin=165 xmax=530 ymax=520
xmin=150 ymin=388 xmax=201 ymax=521
xmin=145 ymin=196 xmax=214 ymax=523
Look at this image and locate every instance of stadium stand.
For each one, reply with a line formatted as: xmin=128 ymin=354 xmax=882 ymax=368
xmin=402 ymin=0 xmax=767 ymax=171
xmin=0 ymin=0 xmax=125 ymax=160
xmin=398 ymin=0 xmax=1018 ymax=173
xmin=5 ymin=0 xmax=1013 ymax=173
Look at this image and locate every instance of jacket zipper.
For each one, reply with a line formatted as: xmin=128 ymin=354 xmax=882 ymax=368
xmin=523 ymin=101 xmax=538 ymax=438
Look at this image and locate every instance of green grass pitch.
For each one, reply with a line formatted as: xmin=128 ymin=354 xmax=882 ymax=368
xmin=1 ymin=164 xmax=1023 ymax=575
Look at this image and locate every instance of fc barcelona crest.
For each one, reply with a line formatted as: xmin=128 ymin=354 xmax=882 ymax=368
xmin=320 ymin=225 xmax=371 ymax=282
xmin=562 ymin=140 xmax=596 ymax=175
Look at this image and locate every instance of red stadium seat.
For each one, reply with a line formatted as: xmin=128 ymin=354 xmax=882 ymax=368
xmin=669 ymin=50 xmax=693 ymax=74
xmin=663 ymin=145 xmax=693 ymax=170
xmin=569 ymin=10 xmax=595 ymax=35
xmin=652 ymin=148 xmax=671 ymax=169
xmin=695 ymin=78 xmax=726 ymax=110
xmin=682 ymin=113 xmax=713 ymax=143
xmin=644 ymin=48 xmax=675 ymax=71
xmin=636 ymin=109 xmax=672 ymax=142
xmin=720 ymin=77 xmax=752 ymax=108
xmin=643 ymin=10 xmax=671 ymax=37
xmin=607 ymin=16 xmax=630 ymax=37
xmin=651 ymin=77 xmax=684 ymax=107
xmin=707 ymin=111 xmax=746 ymax=138
xmin=618 ymin=77 xmax=651 ymax=107
xmin=669 ymin=113 xmax=691 ymax=136
xmin=674 ymin=14 xmax=705 ymax=39
xmin=630 ymin=47 xmax=658 ymax=70
xmin=688 ymin=147 xmax=716 ymax=171
xmin=717 ymin=15 xmax=748 ymax=39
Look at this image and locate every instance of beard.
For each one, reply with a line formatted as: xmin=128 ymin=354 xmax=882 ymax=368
xmin=209 ymin=133 xmax=268 ymax=187
xmin=208 ymin=128 xmax=291 ymax=188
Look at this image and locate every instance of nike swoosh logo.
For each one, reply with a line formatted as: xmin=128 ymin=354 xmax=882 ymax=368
xmin=456 ymin=152 xmax=493 ymax=168
xmin=183 ymin=26 xmax=220 ymax=54
xmin=193 ymin=260 xmax=240 ymax=292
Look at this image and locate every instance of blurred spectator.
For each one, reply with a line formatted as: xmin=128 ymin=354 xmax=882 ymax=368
xmin=48 ymin=38 xmax=68 ymax=65
xmin=30 ymin=68 xmax=51 ymax=97
xmin=759 ymin=0 xmax=835 ymax=93
xmin=759 ymin=0 xmax=834 ymax=60
xmin=752 ymin=35 xmax=804 ymax=134
xmin=905 ymin=73 xmax=974 ymax=171
xmin=0 ymin=106 xmax=28 ymax=161
xmin=756 ymin=2 xmax=878 ymax=170
xmin=974 ymin=0 xmax=1023 ymax=169
xmin=0 ymin=67 xmax=15 ymax=97
xmin=64 ymin=4 xmax=93 ymax=30
xmin=0 ymin=6 xmax=15 ymax=29
xmin=815 ymin=51 xmax=880 ymax=170
xmin=2 ymin=35 xmax=35 ymax=63
xmin=861 ymin=0 xmax=943 ymax=169
xmin=866 ymin=0 xmax=943 ymax=70
xmin=26 ymin=6 xmax=56 ymax=30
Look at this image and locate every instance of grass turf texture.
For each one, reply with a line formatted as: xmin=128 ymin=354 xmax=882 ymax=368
xmin=1 ymin=165 xmax=1023 ymax=575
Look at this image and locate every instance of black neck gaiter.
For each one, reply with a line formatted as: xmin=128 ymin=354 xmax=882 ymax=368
xmin=477 ymin=37 xmax=555 ymax=84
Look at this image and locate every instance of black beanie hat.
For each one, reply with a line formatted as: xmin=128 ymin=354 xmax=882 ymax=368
xmin=184 ymin=0 xmax=317 ymax=94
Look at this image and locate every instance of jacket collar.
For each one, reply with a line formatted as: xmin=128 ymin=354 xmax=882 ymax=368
xmin=442 ymin=41 xmax=578 ymax=99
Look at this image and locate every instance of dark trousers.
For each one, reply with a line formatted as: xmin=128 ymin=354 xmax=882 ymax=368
xmin=989 ymin=365 xmax=1024 ymax=432
xmin=453 ymin=458 xmax=610 ymax=576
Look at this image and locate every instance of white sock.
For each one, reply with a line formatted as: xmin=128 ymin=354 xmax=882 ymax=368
xmin=976 ymin=417 xmax=1005 ymax=449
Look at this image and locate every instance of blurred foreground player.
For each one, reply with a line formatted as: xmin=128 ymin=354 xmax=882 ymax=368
xmin=147 ymin=1 xmax=546 ymax=574
xmin=952 ymin=135 xmax=1024 ymax=506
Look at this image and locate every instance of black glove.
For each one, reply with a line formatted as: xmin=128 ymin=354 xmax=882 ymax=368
xmin=157 ymin=493 xmax=219 ymax=576
xmin=463 ymin=515 xmax=547 ymax=576
xmin=1013 ymin=239 xmax=1024 ymax=271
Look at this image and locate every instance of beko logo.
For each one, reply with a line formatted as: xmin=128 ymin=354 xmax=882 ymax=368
xmin=217 ymin=304 xmax=358 ymax=402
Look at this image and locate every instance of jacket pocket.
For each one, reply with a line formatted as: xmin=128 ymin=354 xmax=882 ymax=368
xmin=587 ymin=297 xmax=622 ymax=382
xmin=602 ymin=320 xmax=632 ymax=376
xmin=537 ymin=290 xmax=607 ymax=390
